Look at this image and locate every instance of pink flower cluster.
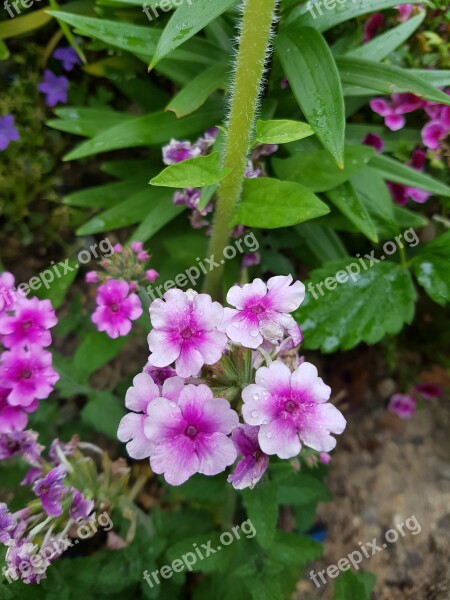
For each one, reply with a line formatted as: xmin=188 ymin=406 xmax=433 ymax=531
xmin=0 ymin=272 xmax=59 ymax=433
xmin=86 ymin=242 xmax=159 ymax=338
xmin=118 ymin=276 xmax=346 ymax=488
xmin=388 ymin=382 xmax=442 ymax=419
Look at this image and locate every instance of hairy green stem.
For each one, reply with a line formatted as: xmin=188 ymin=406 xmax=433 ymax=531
xmin=204 ymin=0 xmax=278 ymax=299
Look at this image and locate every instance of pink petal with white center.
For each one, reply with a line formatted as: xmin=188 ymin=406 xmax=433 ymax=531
xmin=385 ymin=114 xmax=405 ymax=131
xmin=144 ymin=397 xmax=186 ymax=443
xmin=226 ymin=279 xmax=267 ymax=310
xmin=148 ymin=329 xmax=181 ymax=367
xmin=195 ymin=432 xmax=237 ymax=476
xmin=254 ymin=360 xmax=292 ymax=394
xmin=258 ymin=416 xmax=301 ymax=459
xmin=421 ymin=120 xmax=447 ymax=150
xmin=117 ymin=413 xmax=152 ymax=459
xmin=266 ymin=275 xmax=305 ymax=313
xmin=242 ymin=384 xmax=278 ymax=425
xmin=175 ymin=344 xmax=204 ymax=378
xmin=290 ymin=362 xmax=331 ymax=404
xmin=150 ymin=435 xmax=199 ymax=485
xmin=298 ymin=403 xmax=346 ymax=452
xmin=125 ymin=373 xmax=160 ymax=412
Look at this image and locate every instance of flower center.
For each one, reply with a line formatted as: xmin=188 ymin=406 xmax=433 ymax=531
xmin=284 ymin=400 xmax=296 ymax=413
xmin=185 ymin=425 xmax=198 ymax=439
xmin=23 ymin=320 xmax=33 ymax=330
xmin=251 ymin=304 xmax=264 ymax=315
xmin=253 ymin=449 xmax=262 ymax=460
xmin=21 ymin=369 xmax=32 ymax=379
xmin=181 ymin=327 xmax=193 ymax=340
xmin=110 ymin=303 xmax=119 ymax=312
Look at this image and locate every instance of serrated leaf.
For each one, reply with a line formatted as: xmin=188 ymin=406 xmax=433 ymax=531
xmin=327 ymin=181 xmax=378 ymax=242
xmin=241 ymin=482 xmax=278 ymax=549
xmin=255 ymin=119 xmax=314 ymax=145
xmin=297 ymin=260 xmax=417 ymax=352
xmin=277 ymin=27 xmax=345 ymax=166
xmin=150 ymin=153 xmax=230 ymax=188
xmin=272 ymin=145 xmax=375 ymax=193
xmin=230 ymin=178 xmax=329 ymax=229
xmin=412 ymin=231 xmax=450 ymax=306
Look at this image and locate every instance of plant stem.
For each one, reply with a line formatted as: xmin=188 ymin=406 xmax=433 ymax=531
xmin=204 ymin=0 xmax=278 ymax=299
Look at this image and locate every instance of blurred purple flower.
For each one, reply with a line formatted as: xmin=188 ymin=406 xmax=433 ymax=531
xmin=370 ymin=93 xmax=424 ymax=131
xmin=421 ymin=106 xmax=450 ymax=150
xmin=242 ymin=252 xmax=261 ymax=269
xmin=38 ymin=70 xmax=69 ymax=107
xmin=69 ymin=489 xmax=94 ymax=521
xmin=387 ymin=149 xmax=431 ymax=204
xmin=364 ymin=13 xmax=384 ymax=42
xmin=53 ymin=46 xmax=81 ymax=71
xmin=396 ymin=4 xmax=416 ymax=21
xmin=388 ymin=393 xmax=416 ymax=419
xmin=33 ymin=465 xmax=67 ymax=517
xmin=413 ymin=383 xmax=442 ymax=400
xmin=362 ymin=132 xmax=384 ymax=153
xmin=0 ymin=115 xmax=19 ymax=151
xmin=0 ymin=503 xmax=17 ymax=544
xmin=0 ymin=430 xmax=43 ymax=463
xmin=228 ymin=425 xmax=269 ymax=490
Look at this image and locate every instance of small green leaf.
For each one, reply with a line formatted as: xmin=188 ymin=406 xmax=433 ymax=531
xmin=272 ymin=145 xmax=375 ymax=192
xmin=277 ymin=27 xmax=345 ymax=166
xmin=271 ymin=531 xmax=323 ymax=566
xmin=254 ymin=119 xmax=314 ymax=145
xmin=327 ymin=181 xmax=378 ymax=243
xmin=412 ymin=231 xmax=450 ymax=306
xmin=231 ymin=178 xmax=329 ymax=229
xmin=82 ymin=391 xmax=125 ymax=439
xmin=0 ymin=40 xmax=9 ymax=60
xmin=278 ymin=474 xmax=331 ymax=505
xmin=150 ymin=153 xmax=230 ymax=188
xmin=241 ymin=482 xmax=278 ymax=549
xmin=333 ymin=570 xmax=375 ymax=600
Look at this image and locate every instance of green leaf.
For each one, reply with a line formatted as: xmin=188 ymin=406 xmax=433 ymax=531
xmin=230 ymin=178 xmax=329 ymax=229
xmin=0 ymin=40 xmax=9 ymax=60
xmin=165 ymin=532 xmax=232 ymax=574
xmin=131 ymin=202 xmax=185 ymax=243
xmin=63 ymin=180 xmax=145 ymax=208
xmin=369 ymin=154 xmax=450 ymax=198
xmin=277 ymin=27 xmax=345 ymax=167
xmin=412 ymin=231 xmax=450 ymax=306
xmin=278 ymin=474 xmax=331 ymax=505
xmin=272 ymin=145 xmax=375 ymax=192
xmin=0 ymin=8 xmax=52 ymax=39
xmin=295 ymin=223 xmax=349 ymax=262
xmin=345 ymin=12 xmax=425 ymax=61
xmin=149 ymin=0 xmax=237 ymax=69
xmin=336 ymin=57 xmax=450 ymax=106
xmin=34 ymin=259 xmax=78 ymax=309
xmin=150 ymin=153 xmax=230 ymax=188
xmin=48 ymin=107 xmax=133 ymax=138
xmin=285 ymin=0 xmax=422 ymax=32
xmin=271 ymin=531 xmax=323 ymax=566
xmin=241 ymin=482 xmax=279 ymax=549
xmin=351 ymin=167 xmax=398 ymax=234
xmin=297 ymin=260 xmax=417 ymax=352
xmin=254 ymin=119 xmax=314 ymax=145
xmin=64 ymin=101 xmax=223 ymax=160
xmin=166 ymin=61 xmax=227 ymax=118
xmin=333 ymin=570 xmax=375 ymax=600
xmin=326 ymin=181 xmax=378 ymax=243
xmin=82 ymin=391 xmax=125 ymax=439
xmin=73 ymin=332 xmax=127 ymax=380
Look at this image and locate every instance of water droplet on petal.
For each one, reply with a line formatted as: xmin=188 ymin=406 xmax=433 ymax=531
xmin=250 ymin=329 xmax=259 ymax=337
xmin=253 ymin=393 xmax=259 ymax=401
xmin=251 ymin=409 xmax=259 ymax=418
xmin=169 ymin=402 xmax=177 ymax=408
xmin=266 ymin=432 xmax=273 ymax=439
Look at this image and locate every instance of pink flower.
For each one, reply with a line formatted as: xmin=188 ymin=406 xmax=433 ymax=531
xmin=85 ymin=271 xmax=98 ymax=283
xmin=0 ymin=297 xmax=57 ymax=349
xmin=131 ymin=241 xmax=144 ymax=253
xmin=413 ymin=383 xmax=442 ymax=400
xmin=92 ymin=279 xmax=143 ymax=339
xmin=396 ymin=4 xmax=416 ymax=21
xmin=319 ymin=452 xmax=332 ymax=465
xmin=421 ymin=106 xmax=450 ymax=150
xmin=227 ymin=425 xmax=269 ymax=490
xmin=242 ymin=361 xmax=346 ymax=459
xmin=0 ymin=387 xmax=28 ymax=432
xmin=145 ymin=269 xmax=159 ymax=283
xmin=370 ymin=94 xmax=424 ymax=131
xmin=387 ymin=149 xmax=431 ymax=204
xmin=113 ymin=243 xmax=123 ymax=253
xmin=364 ymin=13 xmax=384 ymax=42
xmin=0 ymin=272 xmax=15 ymax=312
xmin=0 ymin=346 xmax=59 ymax=407
xmin=118 ymin=372 xmax=184 ymax=459
xmin=144 ymin=383 xmax=238 ymax=485
xmin=362 ymin=133 xmax=385 ymax=153
xmin=221 ymin=276 xmax=305 ymax=349
xmin=148 ymin=290 xmax=227 ymax=378
xmin=162 ymin=139 xmax=201 ymax=165
xmin=388 ymin=393 xmax=416 ymax=419
xmin=242 ymin=252 xmax=261 ymax=269
xmin=137 ymin=251 xmax=150 ymax=262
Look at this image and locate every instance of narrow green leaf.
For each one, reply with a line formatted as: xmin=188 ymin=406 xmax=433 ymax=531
xmin=130 ymin=201 xmax=185 ymax=243
xmin=369 ymin=154 xmax=450 ymax=197
xmin=150 ymin=153 xmax=230 ymax=188
xmin=351 ymin=167 xmax=397 ymax=234
xmin=0 ymin=8 xmax=51 ymax=39
xmin=63 ymin=180 xmax=145 ymax=208
xmin=230 ymin=178 xmax=329 ymax=229
xmin=412 ymin=231 xmax=450 ymax=306
xmin=255 ymin=119 xmax=314 ymax=145
xmin=166 ymin=62 xmax=227 ymax=118
xmin=149 ymin=0 xmax=237 ymax=69
xmin=272 ymin=145 xmax=375 ymax=192
xmin=277 ymin=27 xmax=345 ymax=166
xmin=0 ymin=40 xmax=9 ymax=60
xmin=327 ymin=181 xmax=379 ymax=242
xmin=48 ymin=107 xmax=133 ymax=138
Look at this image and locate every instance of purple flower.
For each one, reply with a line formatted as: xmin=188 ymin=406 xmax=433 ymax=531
xmin=0 ymin=297 xmax=57 ymax=349
xmin=0 ymin=272 xmax=15 ymax=312
xmin=364 ymin=13 xmax=384 ymax=42
xmin=227 ymin=425 xmax=269 ymax=490
xmin=48 ymin=438 xmax=77 ymax=465
xmin=85 ymin=271 xmax=98 ymax=283
xmin=38 ymin=70 xmax=69 ymax=107
xmin=0 ymin=430 xmax=44 ymax=463
xmin=252 ymin=144 xmax=278 ymax=160
xmin=319 ymin=452 xmax=331 ymax=465
xmin=396 ymin=3 xmax=416 ymax=21
xmin=69 ymin=489 xmax=94 ymax=521
xmin=145 ymin=269 xmax=159 ymax=283
xmin=91 ymin=279 xmax=143 ymax=339
xmin=195 ymin=128 xmax=219 ymax=153
xmin=148 ymin=289 xmax=228 ymax=378
xmin=362 ymin=132 xmax=384 ymax=153
xmin=0 ymin=387 xmax=28 ymax=432
xmin=33 ymin=465 xmax=68 ymax=517
xmin=0 ymin=503 xmax=17 ymax=544
xmin=242 ymin=360 xmax=346 ymax=459
xmin=388 ymin=393 xmax=416 ymax=419
xmin=245 ymin=163 xmax=263 ymax=178
xmin=118 ymin=372 xmax=184 ymax=460
xmin=413 ymin=383 xmax=442 ymax=400
xmin=0 ymin=115 xmax=19 ymax=151
xmin=173 ymin=188 xmax=202 ymax=211
xmin=53 ymin=46 xmax=81 ymax=71
xmin=162 ymin=139 xmax=201 ymax=165
xmin=421 ymin=106 xmax=450 ymax=150
xmin=144 ymin=383 xmax=238 ymax=486
xmin=370 ymin=94 xmax=424 ymax=131
xmin=143 ymin=364 xmax=177 ymax=386
xmin=0 ymin=345 xmax=59 ymax=407
xmin=242 ymin=252 xmax=261 ymax=269
xmin=387 ymin=149 xmax=431 ymax=204
xmin=5 ymin=539 xmax=45 ymax=584
xmin=220 ymin=275 xmax=305 ymax=349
